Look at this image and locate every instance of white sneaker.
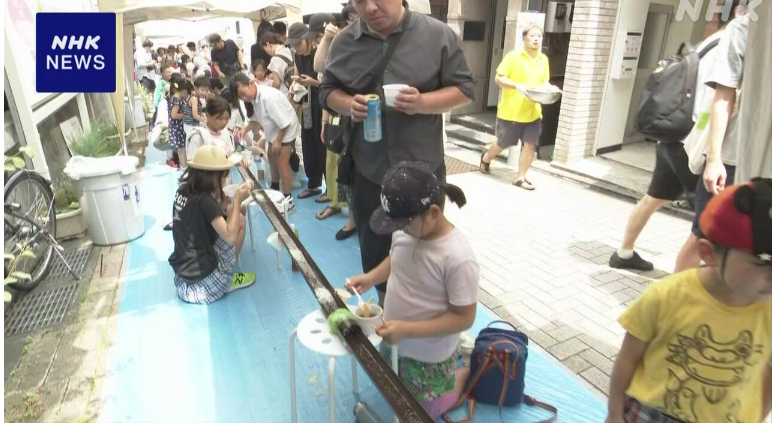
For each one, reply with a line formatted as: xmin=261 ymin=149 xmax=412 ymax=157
xmin=458 ymin=332 xmax=475 ymax=367
xmin=291 ymin=176 xmax=302 ymax=189
xmin=279 ymin=196 xmax=296 ymax=215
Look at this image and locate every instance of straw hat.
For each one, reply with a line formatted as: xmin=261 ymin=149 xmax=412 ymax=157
xmin=188 ymin=145 xmax=239 ymax=171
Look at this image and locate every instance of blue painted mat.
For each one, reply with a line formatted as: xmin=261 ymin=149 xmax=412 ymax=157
xmin=100 ymin=146 xmax=606 ymax=422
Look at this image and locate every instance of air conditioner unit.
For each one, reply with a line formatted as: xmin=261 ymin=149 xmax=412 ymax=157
xmin=545 ymin=2 xmax=574 ymax=33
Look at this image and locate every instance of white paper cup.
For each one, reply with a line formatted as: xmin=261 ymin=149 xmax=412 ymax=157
xmin=350 ymin=304 xmax=383 ymax=335
xmin=383 ymin=84 xmax=409 ymax=107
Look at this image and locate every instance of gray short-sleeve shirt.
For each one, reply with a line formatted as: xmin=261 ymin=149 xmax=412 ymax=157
xmin=320 ymin=8 xmax=475 ymax=184
xmin=705 ymin=15 xmax=748 ymax=166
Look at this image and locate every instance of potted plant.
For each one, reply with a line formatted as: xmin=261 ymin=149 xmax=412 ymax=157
xmin=134 ymin=81 xmax=155 ymax=122
xmin=69 ymin=122 xmax=122 ymax=158
xmin=53 ymin=180 xmax=86 ymax=240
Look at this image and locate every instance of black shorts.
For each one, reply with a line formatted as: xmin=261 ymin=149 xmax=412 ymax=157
xmin=496 ymin=118 xmax=542 ymax=148
xmin=692 ymin=162 xmax=736 ymax=236
xmin=646 ymin=142 xmax=698 ymax=201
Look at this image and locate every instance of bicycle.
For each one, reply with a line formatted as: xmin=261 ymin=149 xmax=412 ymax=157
xmin=4 ymin=169 xmax=80 ymax=292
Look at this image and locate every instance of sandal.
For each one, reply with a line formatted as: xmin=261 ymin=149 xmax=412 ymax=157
xmin=315 ymin=194 xmax=331 ymax=203
xmin=163 ymin=222 xmax=173 ymax=231
xmin=513 ymin=179 xmax=535 ymax=191
xmin=479 ymin=152 xmax=491 ymax=174
xmin=316 ymin=206 xmax=342 ymax=220
xmin=336 ymin=226 xmax=356 ymax=241
xmin=298 ymin=188 xmax=322 ymax=199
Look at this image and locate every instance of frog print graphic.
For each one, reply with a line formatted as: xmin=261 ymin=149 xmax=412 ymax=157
xmin=663 ymin=325 xmax=764 ymax=422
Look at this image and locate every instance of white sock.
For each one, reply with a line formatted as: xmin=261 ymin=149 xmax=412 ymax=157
xmin=618 ymin=249 xmax=634 ymax=259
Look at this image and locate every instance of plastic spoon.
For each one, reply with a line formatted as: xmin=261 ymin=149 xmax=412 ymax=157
xmin=346 ymin=278 xmax=366 ymax=307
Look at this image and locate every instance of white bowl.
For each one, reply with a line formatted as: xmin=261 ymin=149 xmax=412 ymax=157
xmin=383 ymin=84 xmax=409 ymax=107
xmin=348 ymin=304 xmax=383 ymax=335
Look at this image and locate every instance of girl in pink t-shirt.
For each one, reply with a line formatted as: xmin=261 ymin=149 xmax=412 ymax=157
xmin=251 ymin=59 xmax=274 ymax=87
xmin=346 ymin=162 xmax=480 ymax=420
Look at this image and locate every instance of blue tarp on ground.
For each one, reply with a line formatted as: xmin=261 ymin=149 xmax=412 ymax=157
xmin=100 ymin=148 xmax=607 ymax=422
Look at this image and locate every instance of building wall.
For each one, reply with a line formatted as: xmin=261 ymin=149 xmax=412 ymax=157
xmin=553 ymin=0 xmax=619 ymax=163
xmin=447 ymin=0 xmax=497 ymax=114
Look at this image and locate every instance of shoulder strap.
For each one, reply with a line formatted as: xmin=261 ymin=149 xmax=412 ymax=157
xmin=524 ymin=395 xmax=558 ymax=423
xmin=698 ymin=38 xmax=721 ymax=59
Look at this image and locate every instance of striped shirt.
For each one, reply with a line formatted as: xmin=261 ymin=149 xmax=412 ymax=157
xmin=182 ymin=96 xmax=200 ymax=126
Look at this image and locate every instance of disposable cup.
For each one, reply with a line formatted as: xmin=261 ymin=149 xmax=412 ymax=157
xmin=383 ymin=84 xmax=409 ymax=107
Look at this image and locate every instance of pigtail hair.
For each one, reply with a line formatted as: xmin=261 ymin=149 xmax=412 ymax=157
xmin=442 ymin=183 xmax=466 ymax=208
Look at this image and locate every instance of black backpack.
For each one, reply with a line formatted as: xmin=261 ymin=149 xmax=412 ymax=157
xmin=635 ymin=40 xmax=719 ymax=143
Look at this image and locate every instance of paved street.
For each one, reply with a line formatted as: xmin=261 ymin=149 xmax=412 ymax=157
xmin=444 ymin=143 xmax=691 ymax=396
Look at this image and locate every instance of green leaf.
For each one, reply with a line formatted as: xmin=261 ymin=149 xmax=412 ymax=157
xmin=20 ymin=250 xmax=36 ymax=259
xmin=10 ymin=271 xmax=31 ymax=281
xmin=4 ymin=292 xmax=12 ymax=302
xmin=4 ymin=277 xmax=18 ymax=285
xmin=4 ymin=254 xmax=14 ymax=261
xmin=12 ymin=157 xmax=25 ymax=169
xmin=18 ymin=146 xmax=35 ymax=158
xmin=4 ymin=163 xmax=17 ymax=172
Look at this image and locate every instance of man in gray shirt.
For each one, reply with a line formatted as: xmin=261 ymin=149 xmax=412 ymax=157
xmin=320 ymin=0 xmax=475 ymax=305
xmin=676 ymin=3 xmax=748 ymax=272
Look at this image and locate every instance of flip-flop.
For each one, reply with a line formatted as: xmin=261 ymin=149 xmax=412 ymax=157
xmin=513 ymin=179 xmax=535 ymax=191
xmin=315 ymin=194 xmax=331 ymax=203
xmin=297 ymin=188 xmax=322 ymax=199
xmin=316 ymin=206 xmax=342 ymax=220
xmin=227 ymin=272 xmax=256 ymax=293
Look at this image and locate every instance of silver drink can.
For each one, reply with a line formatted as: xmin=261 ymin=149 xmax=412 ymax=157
xmin=363 ymin=94 xmax=382 ymax=143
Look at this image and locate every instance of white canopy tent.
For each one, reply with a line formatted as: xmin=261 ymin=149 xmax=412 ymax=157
xmin=96 ymin=0 xmax=431 ymax=153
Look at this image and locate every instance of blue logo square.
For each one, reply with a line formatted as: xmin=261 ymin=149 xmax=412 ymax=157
xmin=36 ymin=13 xmax=116 ymax=93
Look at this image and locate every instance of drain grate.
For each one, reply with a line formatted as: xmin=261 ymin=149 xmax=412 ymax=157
xmin=4 ymin=284 xmax=79 ymax=336
xmin=445 ymin=156 xmax=479 ymax=175
xmin=43 ymin=246 xmax=92 ymax=283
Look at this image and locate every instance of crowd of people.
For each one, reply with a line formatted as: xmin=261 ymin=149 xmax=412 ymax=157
xmin=134 ymin=0 xmax=770 ymax=422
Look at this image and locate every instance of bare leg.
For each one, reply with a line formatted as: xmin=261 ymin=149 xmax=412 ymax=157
xmin=178 ymin=147 xmax=188 ymax=168
xmin=454 ymin=367 xmax=471 ymax=394
xmin=675 ymin=234 xmax=701 ymax=272
xmin=516 ymin=143 xmax=536 ymax=181
xmin=621 ymin=196 xmax=668 ymax=251
xmin=483 ymin=143 xmax=504 ymax=163
xmin=344 ymin=210 xmax=356 ymax=231
xmin=276 ymin=144 xmax=293 ymax=195
xmin=235 ymin=214 xmax=246 ymax=260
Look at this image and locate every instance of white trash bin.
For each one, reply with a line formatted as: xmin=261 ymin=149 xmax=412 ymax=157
xmin=64 ymin=156 xmax=145 ymax=246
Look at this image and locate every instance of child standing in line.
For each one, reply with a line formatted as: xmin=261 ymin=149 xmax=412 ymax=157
xmin=168 ymin=75 xmax=189 ymax=168
xmin=251 ymin=59 xmax=274 ymax=87
xmin=346 ymin=162 xmax=480 ymax=420
xmin=607 ymin=178 xmax=772 ymax=423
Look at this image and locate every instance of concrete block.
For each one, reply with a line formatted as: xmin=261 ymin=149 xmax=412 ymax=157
xmin=581 ymin=367 xmax=611 ymax=395
xmin=561 ymin=355 xmax=592 ymax=374
xmin=548 ymin=337 xmax=588 ymax=360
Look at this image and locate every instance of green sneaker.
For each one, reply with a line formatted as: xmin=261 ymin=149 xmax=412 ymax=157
xmin=228 ymin=272 xmax=256 ymax=292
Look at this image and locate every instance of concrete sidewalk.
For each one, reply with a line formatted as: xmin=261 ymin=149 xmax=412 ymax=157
xmin=444 ymin=142 xmax=691 ymax=397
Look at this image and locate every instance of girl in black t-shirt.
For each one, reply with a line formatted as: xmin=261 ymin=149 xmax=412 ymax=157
xmin=168 ymin=145 xmax=255 ymax=304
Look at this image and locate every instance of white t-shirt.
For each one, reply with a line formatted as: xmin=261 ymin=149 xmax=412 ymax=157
xmin=186 ymin=126 xmax=235 ymax=162
xmin=383 ymin=229 xmax=480 ymax=363
xmin=268 ymin=46 xmax=294 ymax=96
xmin=135 ymin=49 xmax=155 ymax=80
xmin=249 ymin=84 xmax=300 ymax=145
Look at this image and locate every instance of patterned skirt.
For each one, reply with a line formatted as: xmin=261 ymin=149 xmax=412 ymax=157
xmin=173 ymin=238 xmax=235 ymax=304
xmin=380 ymin=345 xmax=459 ymax=420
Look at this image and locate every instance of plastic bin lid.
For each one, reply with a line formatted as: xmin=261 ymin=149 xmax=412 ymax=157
xmin=64 ymin=155 xmax=140 ymax=180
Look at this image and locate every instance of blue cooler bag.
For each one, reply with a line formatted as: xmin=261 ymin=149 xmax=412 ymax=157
xmin=445 ymin=321 xmax=557 ymax=423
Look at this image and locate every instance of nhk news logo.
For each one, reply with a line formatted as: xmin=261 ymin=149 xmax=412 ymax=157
xmin=676 ymin=0 xmax=762 ymax=22
xmin=36 ymin=13 xmax=116 ymax=93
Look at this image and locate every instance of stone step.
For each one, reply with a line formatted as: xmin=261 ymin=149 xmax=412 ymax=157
xmin=450 ymin=115 xmax=495 ymax=134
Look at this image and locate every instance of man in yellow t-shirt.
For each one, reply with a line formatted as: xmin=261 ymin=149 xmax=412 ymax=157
xmin=607 ymin=179 xmax=772 ymax=423
xmin=479 ymin=25 xmax=549 ymax=191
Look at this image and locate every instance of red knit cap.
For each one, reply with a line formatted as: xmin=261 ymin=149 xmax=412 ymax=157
xmin=700 ymin=179 xmax=772 ymax=260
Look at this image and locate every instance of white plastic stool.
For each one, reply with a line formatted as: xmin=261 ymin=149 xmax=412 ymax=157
xmin=290 ymin=309 xmax=382 ymax=423
xmin=241 ymin=189 xmax=287 ymax=253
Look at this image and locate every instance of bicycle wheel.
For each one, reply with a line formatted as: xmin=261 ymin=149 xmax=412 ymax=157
xmin=4 ymin=170 xmax=57 ymax=291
